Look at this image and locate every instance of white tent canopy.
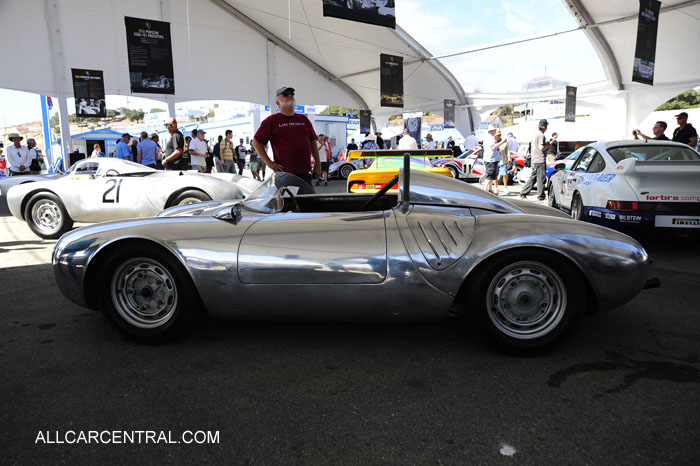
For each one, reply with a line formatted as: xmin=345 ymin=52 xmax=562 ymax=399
xmin=1 ymin=0 xmax=699 ymax=158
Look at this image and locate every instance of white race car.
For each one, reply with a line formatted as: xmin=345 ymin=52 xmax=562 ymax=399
xmin=547 ymin=140 xmax=700 ymax=231
xmin=6 ymin=157 xmax=260 ymax=239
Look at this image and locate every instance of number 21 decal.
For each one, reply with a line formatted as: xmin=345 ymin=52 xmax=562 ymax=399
xmin=103 ymin=179 xmax=123 ymax=203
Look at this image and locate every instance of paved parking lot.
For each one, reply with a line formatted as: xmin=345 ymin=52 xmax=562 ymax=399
xmin=1 ymin=181 xmax=699 ymax=465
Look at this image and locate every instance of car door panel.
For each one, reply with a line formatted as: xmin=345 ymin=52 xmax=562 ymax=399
xmin=238 ymin=211 xmax=387 ymax=284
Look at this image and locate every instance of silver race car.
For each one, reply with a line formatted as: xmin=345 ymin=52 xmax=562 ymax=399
xmin=6 ymin=157 xmax=259 ymax=239
xmin=53 ymin=157 xmax=654 ymax=351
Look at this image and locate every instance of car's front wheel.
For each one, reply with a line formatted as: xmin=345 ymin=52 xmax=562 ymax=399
xmin=24 ymin=192 xmax=74 ymax=239
xmin=98 ymin=246 xmax=198 ymax=342
xmin=571 ymin=193 xmax=584 ymax=221
xmin=469 ymin=250 xmax=585 ymax=351
xmin=447 ymin=165 xmax=459 ymax=179
xmin=547 ymin=183 xmax=558 ymax=208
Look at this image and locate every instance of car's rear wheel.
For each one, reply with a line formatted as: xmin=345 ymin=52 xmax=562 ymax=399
xmin=571 ymin=193 xmax=584 ymax=221
xmin=169 ymin=190 xmax=211 ymax=207
xmin=24 ymin=192 xmax=74 ymax=239
xmin=447 ymin=165 xmax=458 ymax=178
xmin=98 ymin=246 xmax=197 ymax=342
xmin=469 ymin=250 xmax=585 ymax=351
xmin=339 ymin=164 xmax=355 ymax=179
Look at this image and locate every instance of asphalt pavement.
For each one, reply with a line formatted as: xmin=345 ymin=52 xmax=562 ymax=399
xmin=1 ymin=178 xmax=699 ymax=466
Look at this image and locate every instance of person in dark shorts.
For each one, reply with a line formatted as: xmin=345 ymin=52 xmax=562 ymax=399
xmin=161 ymin=118 xmax=189 ymax=170
xmin=252 ymin=86 xmax=321 ymax=185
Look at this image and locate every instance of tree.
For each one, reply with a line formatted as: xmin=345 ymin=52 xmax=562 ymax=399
xmin=150 ymin=108 xmax=166 ymax=113
xmin=320 ymin=106 xmax=360 ymax=116
xmin=656 ymin=90 xmax=700 ymax=111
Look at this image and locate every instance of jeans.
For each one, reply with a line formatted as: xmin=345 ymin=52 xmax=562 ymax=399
xmin=237 ymin=159 xmax=246 ymax=175
xmin=520 ymin=162 xmax=546 ymax=199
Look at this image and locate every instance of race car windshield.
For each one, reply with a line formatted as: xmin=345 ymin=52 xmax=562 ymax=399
xmin=608 ymin=145 xmax=700 ymax=163
xmin=241 ymin=172 xmax=314 ymax=214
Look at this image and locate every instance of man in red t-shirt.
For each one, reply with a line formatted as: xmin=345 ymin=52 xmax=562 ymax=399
xmin=253 ymin=86 xmax=321 ymax=185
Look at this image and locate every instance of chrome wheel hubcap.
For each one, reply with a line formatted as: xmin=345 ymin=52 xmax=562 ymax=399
xmin=111 ymin=258 xmax=177 ymax=329
xmin=32 ymin=200 xmax=61 ymax=233
xmin=486 ymin=261 xmax=567 ymax=340
xmin=341 ymin=166 xmax=353 ymax=178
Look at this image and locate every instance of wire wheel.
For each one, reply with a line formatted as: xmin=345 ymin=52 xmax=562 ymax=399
xmin=485 ymin=261 xmax=567 ymax=341
xmin=111 ymin=257 xmax=178 ymax=329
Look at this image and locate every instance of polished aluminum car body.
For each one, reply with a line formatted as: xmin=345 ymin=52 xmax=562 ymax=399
xmin=6 ymin=157 xmax=259 ymax=238
xmin=53 ymin=164 xmax=651 ymax=350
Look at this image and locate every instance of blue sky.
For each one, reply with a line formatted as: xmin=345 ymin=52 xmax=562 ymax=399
xmin=1 ymin=0 xmax=606 ymax=127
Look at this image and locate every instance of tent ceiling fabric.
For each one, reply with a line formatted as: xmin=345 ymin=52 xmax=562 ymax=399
xmin=1 ymin=0 xmax=699 ymax=135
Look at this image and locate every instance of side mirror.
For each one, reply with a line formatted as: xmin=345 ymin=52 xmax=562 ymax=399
xmin=554 ymin=163 xmax=566 ymax=171
xmin=231 ymin=203 xmax=242 ymax=225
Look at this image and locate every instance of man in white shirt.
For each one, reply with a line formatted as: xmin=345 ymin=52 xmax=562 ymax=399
xmin=188 ymin=129 xmax=209 ymax=173
xmin=6 ymin=133 xmax=32 ymax=176
xmin=315 ymin=134 xmax=331 ymax=186
xmin=507 ymin=132 xmax=519 ymax=154
xmin=463 ymin=131 xmax=480 ymax=150
xmin=397 ymin=130 xmax=418 ymax=150
xmin=481 ymin=125 xmax=500 ymax=194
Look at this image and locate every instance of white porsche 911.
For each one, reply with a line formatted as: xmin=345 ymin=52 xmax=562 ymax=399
xmin=547 ymin=140 xmax=700 ymax=232
xmin=5 ymin=157 xmax=260 ymax=239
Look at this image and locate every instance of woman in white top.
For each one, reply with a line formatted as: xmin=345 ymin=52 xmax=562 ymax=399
xmin=91 ymin=143 xmax=105 ymax=158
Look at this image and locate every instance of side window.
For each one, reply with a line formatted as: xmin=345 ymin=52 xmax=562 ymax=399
xmin=586 ymin=153 xmax=606 ymax=173
xmin=75 ymin=162 xmax=99 ymax=174
xmin=574 ymin=148 xmax=597 ymax=171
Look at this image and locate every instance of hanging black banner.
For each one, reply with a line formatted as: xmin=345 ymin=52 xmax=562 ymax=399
xmin=380 ymin=53 xmax=403 ymax=108
xmin=565 ymin=86 xmax=577 ymax=122
xmin=632 ymin=0 xmax=661 ymax=85
xmin=71 ymin=68 xmax=106 ymax=117
xmin=125 ymin=17 xmax=175 ymax=94
xmin=443 ymin=99 xmax=455 ymax=128
xmin=359 ymin=110 xmax=372 ymax=134
xmin=322 ymin=0 xmax=395 ymax=29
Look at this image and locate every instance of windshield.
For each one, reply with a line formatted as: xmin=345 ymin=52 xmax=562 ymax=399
xmin=372 ymin=156 xmax=433 ymax=169
xmin=608 ymin=145 xmax=700 ymax=163
xmin=241 ymin=172 xmax=314 ymax=214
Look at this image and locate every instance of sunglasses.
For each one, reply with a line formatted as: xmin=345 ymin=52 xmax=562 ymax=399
xmin=281 ymin=92 xmax=295 ymax=97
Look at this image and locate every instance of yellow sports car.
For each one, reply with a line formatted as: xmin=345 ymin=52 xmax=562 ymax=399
xmin=347 ymin=149 xmax=454 ymax=193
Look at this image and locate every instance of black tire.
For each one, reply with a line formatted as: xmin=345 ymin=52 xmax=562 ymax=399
xmin=447 ymin=165 xmax=458 ymax=179
xmin=547 ymin=183 xmax=558 ymax=208
xmin=97 ymin=245 xmax=198 ymax=342
xmin=571 ymin=193 xmax=584 ymax=221
xmin=468 ymin=249 xmax=585 ymax=352
xmin=339 ymin=164 xmax=355 ymax=180
xmin=169 ymin=190 xmax=211 ymax=207
xmin=24 ymin=192 xmax=74 ymax=239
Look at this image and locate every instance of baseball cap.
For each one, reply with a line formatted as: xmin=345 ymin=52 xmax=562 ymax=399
xmin=197 ymin=129 xmax=206 ymax=135
xmin=121 ymin=133 xmax=131 ymax=139
xmin=675 ymin=112 xmax=688 ymax=119
xmin=164 ymin=117 xmax=177 ymax=126
xmin=275 ymin=86 xmax=295 ymax=96
xmin=507 ymin=132 xmax=514 ymax=136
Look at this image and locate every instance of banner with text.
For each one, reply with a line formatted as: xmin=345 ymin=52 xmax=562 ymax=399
xmin=322 ymin=0 xmax=395 ymax=29
xmin=443 ymin=100 xmax=455 ymax=128
xmin=380 ymin=54 xmax=403 ymax=108
xmin=565 ymin=86 xmax=577 ymax=122
xmin=71 ymin=68 xmax=106 ymax=117
xmin=125 ymin=17 xmax=175 ymax=94
xmin=359 ymin=110 xmax=372 ymax=134
xmin=632 ymin=0 xmax=661 ymax=85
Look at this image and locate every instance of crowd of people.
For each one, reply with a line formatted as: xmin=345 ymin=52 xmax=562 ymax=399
xmin=3 ymin=91 xmax=698 ymax=194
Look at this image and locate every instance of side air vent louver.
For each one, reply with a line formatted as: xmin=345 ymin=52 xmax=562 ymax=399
xmin=407 ymin=213 xmax=475 ymax=270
